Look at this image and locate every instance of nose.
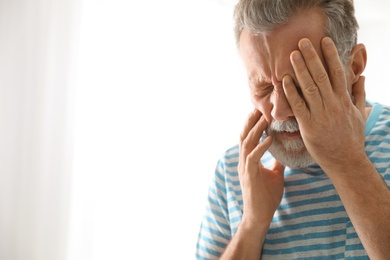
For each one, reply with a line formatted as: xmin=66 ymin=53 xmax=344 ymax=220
xmin=270 ymin=83 xmax=294 ymax=121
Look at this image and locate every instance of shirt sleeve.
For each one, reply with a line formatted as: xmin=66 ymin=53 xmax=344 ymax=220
xmin=196 ymin=159 xmax=232 ymax=259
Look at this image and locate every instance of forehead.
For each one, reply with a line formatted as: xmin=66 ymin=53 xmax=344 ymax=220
xmin=239 ymin=8 xmax=326 ymax=82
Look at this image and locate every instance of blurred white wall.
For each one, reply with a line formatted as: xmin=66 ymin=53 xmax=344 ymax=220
xmin=355 ymin=0 xmax=390 ymax=105
xmin=0 ymin=0 xmax=80 ymax=259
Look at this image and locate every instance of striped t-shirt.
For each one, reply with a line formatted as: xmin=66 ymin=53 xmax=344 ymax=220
xmin=196 ymin=102 xmax=390 ymax=259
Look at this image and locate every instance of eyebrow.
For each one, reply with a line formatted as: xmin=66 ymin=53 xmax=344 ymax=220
xmin=248 ymin=75 xmax=271 ymax=88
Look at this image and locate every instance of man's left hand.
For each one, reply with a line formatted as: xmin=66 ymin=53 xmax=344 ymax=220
xmin=282 ymin=37 xmax=366 ymax=171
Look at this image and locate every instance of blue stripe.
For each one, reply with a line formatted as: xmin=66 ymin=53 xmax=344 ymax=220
xmin=346 ymin=232 xmax=359 ymax=239
xmin=284 ymin=184 xmax=335 ymax=198
xmin=369 ymin=156 xmax=390 ymax=163
xmin=365 ymin=138 xmax=390 ymax=146
xmin=230 ymin=215 xmax=242 ymax=224
xmin=199 ymin=223 xmax=230 ymax=240
xmin=207 ymin=203 xmax=226 ymax=219
xmin=375 ymin=168 xmax=390 ymax=174
xmin=268 ymin=217 xmax=349 ymax=234
xmin=345 ymin=256 xmax=369 ymax=260
xmin=261 ymin=154 xmax=274 ymax=165
xmin=215 ymin=164 xmax=226 ymax=182
xmin=371 ymin=128 xmax=390 ymax=136
xmin=198 ymin=233 xmax=227 ymax=248
xmin=295 ymin=253 xmax=345 ymax=259
xmin=213 ymin=184 xmax=227 ymax=204
xmin=279 ymin=194 xmax=340 ymax=211
xmin=225 ymin=176 xmax=240 ymax=186
xmin=226 ymin=187 xmax=242 ymax=201
xmin=228 ymin=190 xmax=242 ymax=202
xmin=227 ymin=204 xmax=242 ymax=215
xmin=196 ymin=244 xmax=222 ymax=258
xmin=263 ymin=241 xmax=345 ymax=255
xmin=216 ymin=164 xmax=229 ymax=182
xmin=224 ymin=161 xmax=238 ymax=168
xmin=204 ymin=216 xmax=231 ymax=234
xmin=227 ymin=194 xmax=239 ymax=204
xmin=209 ymin=186 xmax=227 ymax=206
xmin=231 ymin=226 xmax=238 ymax=234
xmin=285 ymin=176 xmax=329 ymax=187
xmin=374 ymin=146 xmax=390 ymax=153
xmin=345 ymin=243 xmax=365 ymax=251
xmin=225 ymin=168 xmax=238 ymax=177
xmin=265 ymin=229 xmax=345 ymax=244
xmin=229 ymin=198 xmax=243 ymax=207
xmin=224 ymin=152 xmax=239 ymax=160
xmin=272 ymin=206 xmax=346 ymax=223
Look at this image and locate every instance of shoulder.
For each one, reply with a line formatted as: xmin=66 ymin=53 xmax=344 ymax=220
xmin=366 ymin=102 xmax=390 ymax=138
xmin=365 ymin=103 xmax=390 ymax=180
xmin=215 ymin=145 xmax=240 ymax=180
xmin=378 ymin=104 xmax=390 ymax=125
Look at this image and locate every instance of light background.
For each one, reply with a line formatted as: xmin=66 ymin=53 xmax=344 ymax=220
xmin=68 ymin=0 xmax=390 ymax=259
xmin=1 ymin=1 xmax=388 ymax=260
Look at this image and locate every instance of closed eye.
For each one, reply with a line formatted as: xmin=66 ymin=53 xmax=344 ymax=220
xmin=253 ymin=85 xmax=274 ymax=97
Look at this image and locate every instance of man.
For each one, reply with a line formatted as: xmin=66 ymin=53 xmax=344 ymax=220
xmin=196 ymin=0 xmax=390 ymax=259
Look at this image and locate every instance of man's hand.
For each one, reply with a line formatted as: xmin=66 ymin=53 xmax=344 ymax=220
xmin=282 ymin=37 xmax=366 ymax=171
xmin=282 ymin=36 xmax=390 ymax=260
xmin=221 ymin=110 xmax=285 ymax=259
xmin=238 ymin=109 xmax=285 ymax=228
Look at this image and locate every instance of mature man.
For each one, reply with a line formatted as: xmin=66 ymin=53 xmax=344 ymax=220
xmin=196 ymin=0 xmax=390 ymax=259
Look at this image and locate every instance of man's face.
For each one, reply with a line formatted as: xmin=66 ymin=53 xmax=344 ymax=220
xmin=239 ymin=9 xmax=330 ymax=168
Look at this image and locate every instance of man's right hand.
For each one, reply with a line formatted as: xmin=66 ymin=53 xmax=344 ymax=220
xmin=238 ymin=109 xmax=285 ymax=230
xmin=220 ymin=109 xmax=286 ymax=259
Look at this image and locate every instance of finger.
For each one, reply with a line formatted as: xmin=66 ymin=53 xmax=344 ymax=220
xmin=290 ymin=49 xmax=324 ymax=111
xmin=352 ymin=75 xmax=366 ymax=118
xmin=282 ymin=74 xmax=310 ymax=122
xmin=240 ymin=108 xmax=261 ymax=144
xmin=246 ymin=136 xmax=273 ymax=173
xmin=321 ymin=37 xmax=348 ymax=96
xmin=298 ymin=38 xmax=333 ymax=99
xmin=242 ymin=116 xmax=268 ymax=157
xmin=239 ymin=109 xmax=263 ymax=167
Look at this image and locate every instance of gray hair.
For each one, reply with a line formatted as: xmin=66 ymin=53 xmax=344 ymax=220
xmin=234 ymin=0 xmax=359 ymax=64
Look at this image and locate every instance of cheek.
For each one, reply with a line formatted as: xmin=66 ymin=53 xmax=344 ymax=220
xmin=251 ymin=95 xmax=273 ymax=124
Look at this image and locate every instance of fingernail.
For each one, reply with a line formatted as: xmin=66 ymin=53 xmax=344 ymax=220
xmin=323 ymin=37 xmax=333 ymax=47
xmin=300 ymin=39 xmax=310 ymax=50
xmin=283 ymin=75 xmax=292 ymax=85
xmin=292 ymin=51 xmax=302 ymax=61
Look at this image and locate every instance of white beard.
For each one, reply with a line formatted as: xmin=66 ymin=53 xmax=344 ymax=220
xmin=262 ymin=119 xmax=316 ymax=169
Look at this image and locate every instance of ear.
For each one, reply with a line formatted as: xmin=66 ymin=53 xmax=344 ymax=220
xmin=347 ymin=43 xmax=367 ymax=84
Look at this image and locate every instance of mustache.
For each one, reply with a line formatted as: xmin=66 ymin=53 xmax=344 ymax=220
xmin=270 ymin=118 xmax=300 ymax=132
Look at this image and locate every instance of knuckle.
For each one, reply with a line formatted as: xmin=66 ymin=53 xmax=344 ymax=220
xmin=293 ymin=97 xmax=306 ymax=111
xmin=332 ymin=65 xmax=345 ymax=78
xmin=304 ymin=83 xmax=319 ymax=95
xmin=246 ymin=153 xmax=256 ymax=163
xmin=305 ymin=52 xmax=317 ymax=61
xmin=239 ymin=132 xmax=245 ymax=143
xmin=316 ymin=72 xmax=328 ymax=84
xmin=238 ymin=162 xmax=244 ymax=173
xmin=242 ymin=138 xmax=251 ymax=148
